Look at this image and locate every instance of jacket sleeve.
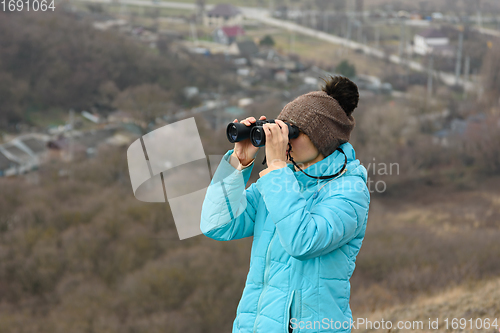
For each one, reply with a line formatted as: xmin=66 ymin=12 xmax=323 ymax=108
xmin=255 ymin=166 xmax=370 ymax=261
xmin=200 ymin=149 xmax=260 ymax=241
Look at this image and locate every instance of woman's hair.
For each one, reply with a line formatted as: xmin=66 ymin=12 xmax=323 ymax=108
xmin=321 ymin=75 xmax=359 ymax=117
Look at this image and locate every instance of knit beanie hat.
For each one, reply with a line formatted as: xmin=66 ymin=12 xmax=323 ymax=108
xmin=277 ymin=88 xmax=356 ymax=157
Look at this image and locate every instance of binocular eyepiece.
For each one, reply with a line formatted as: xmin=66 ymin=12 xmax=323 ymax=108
xmin=226 ymin=119 xmax=300 ymax=147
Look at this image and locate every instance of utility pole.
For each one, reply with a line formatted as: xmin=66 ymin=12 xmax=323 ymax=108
xmin=346 ymin=15 xmax=352 ymax=40
xmin=119 ymin=0 xmax=124 ymax=16
xmin=310 ymin=10 xmax=316 ymax=29
xmin=463 ymin=55 xmax=470 ymax=98
xmin=404 ymin=37 xmax=410 ymax=86
xmin=427 ymin=55 xmax=434 ymax=100
xmin=69 ymin=109 xmax=74 ymax=162
xmin=68 ymin=108 xmax=74 ymax=180
xmin=196 ymin=0 xmax=205 ymax=24
xmin=345 ymin=0 xmax=353 ymax=40
xmin=476 ymin=0 xmax=482 ymax=29
xmin=216 ymin=84 xmax=222 ymax=130
xmin=398 ymin=18 xmax=409 ymax=85
xmin=357 ymin=21 xmax=362 ymax=43
xmin=375 ymin=25 xmax=380 ymax=48
xmin=474 ymin=69 xmax=483 ymax=102
xmin=455 ymin=28 xmax=464 ymax=85
xmin=190 ymin=22 xmax=198 ymax=46
xmin=355 ymin=0 xmax=364 ymax=23
xmin=398 ymin=19 xmax=405 ymax=59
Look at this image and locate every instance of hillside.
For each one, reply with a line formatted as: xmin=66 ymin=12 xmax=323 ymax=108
xmin=0 ymin=9 xmax=234 ymax=131
xmin=0 ymin=139 xmax=499 ymax=332
xmin=350 ymin=174 xmax=500 ymax=314
xmin=355 ymin=277 xmax=500 ymax=332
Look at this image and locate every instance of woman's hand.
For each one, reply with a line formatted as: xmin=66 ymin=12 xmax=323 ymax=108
xmin=233 ymin=116 xmax=266 ymax=166
xmin=259 ymin=119 xmax=288 ymax=177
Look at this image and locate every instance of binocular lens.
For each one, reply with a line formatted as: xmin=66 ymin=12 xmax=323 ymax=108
xmin=251 ymin=128 xmax=264 ymax=147
xmin=226 ymin=122 xmax=252 ymax=143
xmin=228 ymin=125 xmax=238 ymax=142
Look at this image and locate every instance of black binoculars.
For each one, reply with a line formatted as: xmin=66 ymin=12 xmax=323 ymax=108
xmin=226 ymin=119 xmax=300 ymax=147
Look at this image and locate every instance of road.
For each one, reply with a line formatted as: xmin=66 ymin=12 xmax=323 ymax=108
xmin=241 ymin=12 xmax=476 ymax=91
xmin=474 ymin=26 xmax=500 ymax=37
xmin=73 ymin=0 xmax=477 ymax=91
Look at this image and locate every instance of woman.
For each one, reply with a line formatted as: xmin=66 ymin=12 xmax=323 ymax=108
xmin=200 ymin=76 xmax=370 ymax=333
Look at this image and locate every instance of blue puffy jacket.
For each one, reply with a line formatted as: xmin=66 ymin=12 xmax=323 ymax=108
xmin=200 ymin=142 xmax=370 ymax=333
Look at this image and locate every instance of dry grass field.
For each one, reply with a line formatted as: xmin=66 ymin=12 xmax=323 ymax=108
xmin=355 ymin=276 xmax=500 ymax=332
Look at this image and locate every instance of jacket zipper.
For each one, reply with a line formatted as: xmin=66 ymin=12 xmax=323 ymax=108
xmin=286 ymin=290 xmax=295 ymax=333
xmin=252 ymin=231 xmax=276 ymax=333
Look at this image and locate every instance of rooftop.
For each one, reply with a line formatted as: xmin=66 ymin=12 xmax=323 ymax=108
xmin=417 ymin=28 xmax=447 ymax=39
xmin=207 ymin=4 xmax=241 ymax=17
xmin=237 ymin=40 xmax=259 ymax=57
xmin=221 ymin=25 xmax=245 ymax=37
xmin=0 ymin=151 xmax=18 ymax=170
xmin=3 ymin=145 xmax=31 ymax=161
xmin=20 ymin=137 xmax=47 ymax=154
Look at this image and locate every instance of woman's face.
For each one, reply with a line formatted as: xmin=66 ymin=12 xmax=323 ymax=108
xmin=286 ymin=127 xmax=324 ymax=169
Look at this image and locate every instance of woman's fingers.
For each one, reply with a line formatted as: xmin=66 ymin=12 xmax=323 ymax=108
xmin=239 ymin=116 xmax=266 ymax=126
xmin=267 ymin=123 xmax=283 ymax=139
xmin=263 ymin=123 xmax=271 ymax=138
xmin=242 ymin=116 xmax=255 ymax=126
xmin=238 ymin=116 xmax=267 ymax=126
xmin=275 ymin=119 xmax=289 ymax=137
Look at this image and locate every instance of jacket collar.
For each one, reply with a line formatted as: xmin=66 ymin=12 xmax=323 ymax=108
xmin=286 ymin=142 xmax=357 ymax=192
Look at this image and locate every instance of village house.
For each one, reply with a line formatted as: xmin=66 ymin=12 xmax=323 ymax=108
xmin=0 ymin=150 xmax=19 ymax=177
xmin=202 ymin=105 xmax=245 ymax=130
xmin=204 ymin=4 xmax=242 ymax=27
xmin=108 ymin=110 xmax=134 ymax=123
xmin=17 ymin=134 xmax=51 ymax=163
xmin=212 ymin=25 xmax=245 ymax=45
xmin=227 ymin=40 xmax=260 ymax=59
xmin=47 ymin=124 xmax=142 ymax=162
xmin=413 ymin=28 xmax=454 ymax=57
xmin=250 ymin=49 xmax=301 ymax=72
xmin=0 ymin=142 xmax=37 ymax=174
xmin=432 ymin=113 xmax=492 ymax=148
xmin=0 ymin=134 xmax=50 ymax=177
xmin=47 ymin=127 xmax=118 ymax=162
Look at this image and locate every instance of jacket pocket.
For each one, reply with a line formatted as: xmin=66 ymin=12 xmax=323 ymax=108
xmin=285 ymin=290 xmax=301 ymax=333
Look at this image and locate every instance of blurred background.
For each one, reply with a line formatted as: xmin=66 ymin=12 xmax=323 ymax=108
xmin=1 ymin=0 xmax=500 ymax=332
